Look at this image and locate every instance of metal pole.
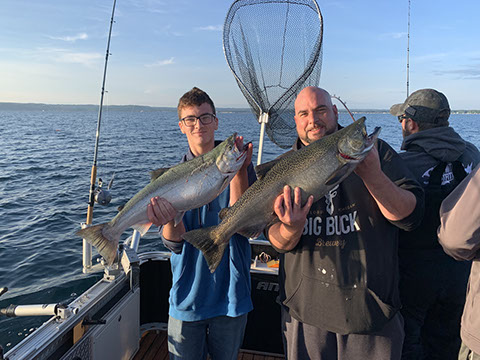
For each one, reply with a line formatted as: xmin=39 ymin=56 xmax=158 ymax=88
xmin=130 ymin=230 xmax=141 ymax=252
xmin=406 ymin=0 xmax=411 ymax=97
xmin=83 ymin=0 xmax=117 ymax=272
xmin=257 ymin=113 xmax=269 ymax=165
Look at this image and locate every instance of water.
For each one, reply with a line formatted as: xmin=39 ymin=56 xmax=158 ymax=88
xmin=1 ymin=107 xmax=479 ymax=350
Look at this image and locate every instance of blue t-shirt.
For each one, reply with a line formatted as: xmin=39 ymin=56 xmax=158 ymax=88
xmin=166 ymin=142 xmax=255 ymax=321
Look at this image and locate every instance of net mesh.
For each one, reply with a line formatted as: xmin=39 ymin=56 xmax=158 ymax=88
xmin=223 ymin=0 xmax=323 ymax=149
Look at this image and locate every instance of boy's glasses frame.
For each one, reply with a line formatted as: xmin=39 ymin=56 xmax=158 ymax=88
xmin=181 ymin=113 xmax=216 ymax=127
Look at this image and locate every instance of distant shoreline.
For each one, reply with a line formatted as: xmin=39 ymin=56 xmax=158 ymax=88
xmin=0 ymin=102 xmax=479 ymax=114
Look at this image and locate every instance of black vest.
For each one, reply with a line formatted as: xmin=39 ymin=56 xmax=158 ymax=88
xmin=399 ymin=159 xmax=467 ymax=250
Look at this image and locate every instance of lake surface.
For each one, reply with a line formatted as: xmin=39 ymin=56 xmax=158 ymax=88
xmin=1 ymin=107 xmax=479 ymax=349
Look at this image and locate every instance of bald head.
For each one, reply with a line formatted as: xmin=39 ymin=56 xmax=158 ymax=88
xmin=294 ymin=86 xmax=338 ymax=145
xmin=295 ymin=87 xmax=334 ymax=111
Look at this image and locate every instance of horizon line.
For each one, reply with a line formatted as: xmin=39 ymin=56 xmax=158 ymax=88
xmin=0 ymin=101 xmax=479 ymax=113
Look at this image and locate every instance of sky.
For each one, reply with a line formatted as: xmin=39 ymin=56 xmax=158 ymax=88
xmin=1 ymin=0 xmax=479 ymax=110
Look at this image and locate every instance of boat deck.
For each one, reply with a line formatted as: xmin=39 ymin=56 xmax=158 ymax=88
xmin=133 ymin=330 xmax=284 ymax=360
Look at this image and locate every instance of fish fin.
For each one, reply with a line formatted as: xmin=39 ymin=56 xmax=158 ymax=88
xmin=219 ymin=207 xmax=230 ymax=220
xmin=131 ymin=222 xmax=153 ymax=236
xmin=182 ymin=227 xmax=229 ymax=273
xmin=221 ymin=176 xmax=230 ymax=191
xmin=255 ymin=151 xmax=292 ymax=180
xmin=150 ymin=168 xmax=170 ymax=181
xmin=254 ymin=158 xmax=279 ymax=180
xmin=173 ymin=211 xmax=185 ymax=227
xmin=76 ymin=223 xmax=118 ymax=265
xmin=325 ymin=164 xmax=352 ymax=186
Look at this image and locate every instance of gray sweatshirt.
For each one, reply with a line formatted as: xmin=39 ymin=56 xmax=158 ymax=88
xmin=399 ymin=126 xmax=480 ymax=250
xmin=438 ymin=163 xmax=480 ymax=354
xmin=400 ymin=126 xmax=479 ymax=184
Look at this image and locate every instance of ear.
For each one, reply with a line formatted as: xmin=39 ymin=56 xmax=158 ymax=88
xmin=407 ymin=118 xmax=419 ymax=133
xmin=332 ymin=104 xmax=339 ymax=122
xmin=179 ymin=121 xmax=186 ymax=134
xmin=333 ymin=104 xmax=338 ymax=116
xmin=213 ymin=116 xmax=218 ymax=130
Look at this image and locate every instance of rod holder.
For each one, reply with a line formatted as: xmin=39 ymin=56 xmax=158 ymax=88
xmin=0 ymin=304 xmax=58 ymax=318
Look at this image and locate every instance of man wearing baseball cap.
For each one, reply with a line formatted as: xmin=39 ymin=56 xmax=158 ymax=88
xmin=391 ymin=88 xmax=451 ymax=127
xmin=391 ymin=89 xmax=480 ymax=360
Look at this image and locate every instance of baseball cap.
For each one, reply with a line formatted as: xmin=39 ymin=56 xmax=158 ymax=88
xmin=390 ymin=88 xmax=450 ymax=123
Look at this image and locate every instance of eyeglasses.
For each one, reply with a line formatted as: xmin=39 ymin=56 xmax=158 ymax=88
xmin=398 ymin=115 xmax=409 ymax=123
xmin=181 ymin=113 xmax=216 ymax=127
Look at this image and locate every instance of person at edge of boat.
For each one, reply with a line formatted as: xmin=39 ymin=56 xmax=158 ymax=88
xmin=146 ymin=87 xmax=255 ymax=360
xmin=265 ymin=86 xmax=425 ymax=360
xmin=390 ymin=88 xmax=480 ymax=360
xmin=438 ymin=163 xmax=480 ymax=360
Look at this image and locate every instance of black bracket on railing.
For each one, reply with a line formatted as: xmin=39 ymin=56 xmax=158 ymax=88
xmin=0 ymin=287 xmax=7 ymax=298
xmin=82 ymin=318 xmax=106 ymax=326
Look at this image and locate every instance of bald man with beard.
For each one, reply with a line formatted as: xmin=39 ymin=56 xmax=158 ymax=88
xmin=266 ymin=86 xmax=424 ymax=360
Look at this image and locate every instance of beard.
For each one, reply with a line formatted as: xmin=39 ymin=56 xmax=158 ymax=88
xmin=402 ymin=128 xmax=412 ymax=138
xmin=303 ymin=125 xmax=336 ymax=144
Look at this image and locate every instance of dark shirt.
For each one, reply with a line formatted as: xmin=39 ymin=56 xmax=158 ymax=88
xmin=273 ymin=138 xmax=424 ymax=334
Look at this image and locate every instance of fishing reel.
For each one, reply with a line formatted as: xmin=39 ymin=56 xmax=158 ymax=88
xmin=94 ymin=173 xmax=115 ymax=205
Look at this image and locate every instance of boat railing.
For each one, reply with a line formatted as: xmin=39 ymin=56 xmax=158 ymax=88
xmin=82 ymin=226 xmax=279 ymax=275
xmin=81 ymin=226 xmax=142 ymax=274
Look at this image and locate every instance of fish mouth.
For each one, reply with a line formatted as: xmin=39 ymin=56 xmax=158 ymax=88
xmin=222 ymin=134 xmax=250 ymax=175
xmin=338 ymin=126 xmax=382 ymax=161
xmin=231 ymin=131 xmax=249 ymax=161
xmin=365 ymin=126 xmax=381 ymax=149
xmin=339 ymin=152 xmax=358 ymax=160
xmin=236 ymin=141 xmax=250 ymax=161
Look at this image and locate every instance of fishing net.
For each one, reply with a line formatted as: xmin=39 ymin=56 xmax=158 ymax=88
xmin=223 ymin=0 xmax=323 ymax=149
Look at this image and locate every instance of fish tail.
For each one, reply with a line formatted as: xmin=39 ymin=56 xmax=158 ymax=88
xmin=182 ymin=227 xmax=229 ymax=273
xmin=76 ymin=223 xmax=118 ymax=265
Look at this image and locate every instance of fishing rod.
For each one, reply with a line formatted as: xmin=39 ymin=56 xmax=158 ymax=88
xmin=83 ymin=0 xmax=117 ymax=272
xmin=332 ymin=95 xmax=355 ymax=122
xmin=406 ymin=0 xmax=411 ymax=97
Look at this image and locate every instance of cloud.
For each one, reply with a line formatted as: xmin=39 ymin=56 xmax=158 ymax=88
xmin=413 ymin=52 xmax=448 ymax=63
xmin=433 ymin=65 xmax=480 ymax=80
xmin=35 ymin=47 xmax=102 ymax=66
xmin=57 ymin=52 xmax=102 ymax=65
xmin=47 ymin=33 xmax=88 ymax=42
xmin=380 ymin=32 xmax=406 ymax=40
xmin=411 ymin=52 xmax=480 ymax=79
xmin=145 ymin=57 xmax=175 ymax=67
xmin=125 ymin=0 xmax=170 ymax=14
xmin=154 ymin=25 xmax=183 ymax=37
xmin=148 ymin=8 xmax=168 ymax=14
xmin=195 ymin=25 xmax=222 ymax=32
